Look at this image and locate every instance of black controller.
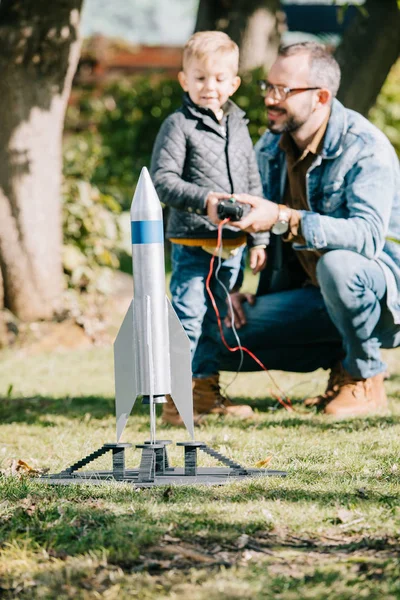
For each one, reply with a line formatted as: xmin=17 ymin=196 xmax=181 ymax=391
xmin=217 ymin=198 xmax=250 ymax=221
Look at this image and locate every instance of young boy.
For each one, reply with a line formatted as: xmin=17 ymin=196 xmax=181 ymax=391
xmin=150 ymin=31 xmax=268 ymax=425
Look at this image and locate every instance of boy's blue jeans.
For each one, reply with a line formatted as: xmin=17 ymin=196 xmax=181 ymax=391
xmin=220 ymin=250 xmax=400 ymax=379
xmin=170 ymin=243 xmax=243 ymax=378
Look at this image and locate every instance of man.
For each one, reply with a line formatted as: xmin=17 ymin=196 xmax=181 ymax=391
xmin=216 ymin=42 xmax=400 ymax=417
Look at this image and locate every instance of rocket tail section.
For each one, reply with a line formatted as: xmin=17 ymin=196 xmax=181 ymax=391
xmin=114 ymin=300 xmax=140 ymax=442
xmin=167 ymin=297 xmax=194 ymax=439
xmin=114 ymin=297 xmax=194 ymax=442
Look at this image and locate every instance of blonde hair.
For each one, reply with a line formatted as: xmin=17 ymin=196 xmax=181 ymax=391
xmin=182 ymin=31 xmax=239 ymax=73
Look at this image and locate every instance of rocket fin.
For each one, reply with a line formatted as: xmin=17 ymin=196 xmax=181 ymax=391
xmin=114 ymin=300 xmax=139 ymax=442
xmin=167 ymin=297 xmax=194 ymax=439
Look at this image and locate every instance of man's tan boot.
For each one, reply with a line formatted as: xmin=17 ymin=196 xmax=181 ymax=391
xmin=193 ymin=374 xmax=254 ymax=419
xmin=304 ymin=362 xmax=344 ymax=408
xmin=324 ymin=370 xmax=388 ymax=417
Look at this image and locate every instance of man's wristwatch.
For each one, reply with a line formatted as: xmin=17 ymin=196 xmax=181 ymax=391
xmin=271 ymin=204 xmax=291 ymax=235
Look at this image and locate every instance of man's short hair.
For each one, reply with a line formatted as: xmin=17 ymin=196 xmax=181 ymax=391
xmin=182 ymin=31 xmax=239 ymax=74
xmin=278 ymin=42 xmax=341 ymax=98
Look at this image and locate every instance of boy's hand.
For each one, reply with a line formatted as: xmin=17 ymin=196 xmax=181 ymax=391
xmin=249 ymin=247 xmax=267 ymax=274
xmin=205 ymin=191 xmax=231 ymax=224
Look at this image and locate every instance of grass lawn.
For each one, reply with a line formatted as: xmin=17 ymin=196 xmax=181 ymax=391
xmin=0 ymin=340 xmax=399 ymax=599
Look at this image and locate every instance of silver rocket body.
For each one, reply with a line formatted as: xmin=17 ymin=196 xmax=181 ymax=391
xmin=131 ymin=184 xmax=170 ymax=395
xmin=114 ymin=168 xmax=194 ymax=442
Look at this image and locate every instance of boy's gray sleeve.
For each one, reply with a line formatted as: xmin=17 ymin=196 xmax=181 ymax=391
xmin=150 ymin=114 xmax=210 ymax=213
xmin=247 ymin=147 xmax=270 ymax=248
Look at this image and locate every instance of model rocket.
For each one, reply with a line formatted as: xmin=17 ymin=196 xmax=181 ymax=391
xmin=114 ymin=168 xmax=194 ymax=442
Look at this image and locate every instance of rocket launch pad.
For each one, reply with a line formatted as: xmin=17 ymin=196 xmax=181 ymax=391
xmin=38 ymin=168 xmax=286 ymax=486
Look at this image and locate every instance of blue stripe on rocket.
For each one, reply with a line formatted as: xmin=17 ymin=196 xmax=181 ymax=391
xmin=131 ymin=221 xmax=164 ymax=244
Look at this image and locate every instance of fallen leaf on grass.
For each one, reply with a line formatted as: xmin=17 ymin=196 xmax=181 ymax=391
xmin=11 ymin=459 xmax=44 ymax=477
xmin=254 ymin=456 xmax=273 ymax=468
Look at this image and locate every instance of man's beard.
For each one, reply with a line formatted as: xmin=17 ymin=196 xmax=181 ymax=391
xmin=267 ymin=109 xmax=308 ymax=135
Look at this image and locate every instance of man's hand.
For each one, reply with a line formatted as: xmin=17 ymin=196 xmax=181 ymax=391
xmin=249 ymin=247 xmax=267 ymax=274
xmin=229 ymin=193 xmax=279 ymax=233
xmin=225 ymin=292 xmax=256 ymax=329
xmin=205 ymin=191 xmax=231 ymax=225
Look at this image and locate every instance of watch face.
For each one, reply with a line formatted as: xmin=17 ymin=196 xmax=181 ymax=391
xmin=272 ymin=220 xmax=289 ymax=235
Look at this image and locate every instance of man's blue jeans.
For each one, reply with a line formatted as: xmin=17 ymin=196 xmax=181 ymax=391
xmin=220 ymin=250 xmax=400 ymax=379
xmin=170 ymin=243 xmax=243 ymax=378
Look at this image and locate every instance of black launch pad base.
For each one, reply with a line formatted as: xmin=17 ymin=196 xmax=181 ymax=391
xmin=39 ymin=441 xmax=286 ymax=487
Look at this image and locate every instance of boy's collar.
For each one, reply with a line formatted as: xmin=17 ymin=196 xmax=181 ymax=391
xmin=182 ymin=93 xmax=243 ymax=121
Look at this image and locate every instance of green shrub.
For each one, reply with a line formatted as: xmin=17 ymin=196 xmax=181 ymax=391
xmin=369 ymin=60 xmax=400 ymax=157
xmin=62 ymin=178 xmax=125 ymax=293
xmin=94 ymin=76 xmax=182 ymax=206
xmin=234 ymin=68 xmax=268 ymax=142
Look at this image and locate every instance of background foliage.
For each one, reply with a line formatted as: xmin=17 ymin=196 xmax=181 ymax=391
xmin=62 ymin=179 xmax=126 ymax=293
xmin=369 ymin=60 xmax=400 ymax=154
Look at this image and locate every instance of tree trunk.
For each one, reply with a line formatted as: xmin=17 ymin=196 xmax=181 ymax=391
xmin=0 ymin=0 xmax=83 ymax=320
xmin=335 ymin=0 xmax=400 ymax=116
xmin=0 ymin=266 xmax=4 ymax=311
xmin=194 ymin=0 xmax=283 ymax=73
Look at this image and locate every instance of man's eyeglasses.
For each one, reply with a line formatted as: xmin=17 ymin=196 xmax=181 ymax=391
xmin=257 ymin=80 xmax=320 ymax=101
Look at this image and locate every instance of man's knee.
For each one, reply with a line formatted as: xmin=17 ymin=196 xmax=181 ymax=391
xmin=316 ymin=250 xmax=361 ymax=296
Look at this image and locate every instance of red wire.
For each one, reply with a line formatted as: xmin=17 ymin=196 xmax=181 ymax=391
xmin=206 ymin=219 xmax=294 ymax=412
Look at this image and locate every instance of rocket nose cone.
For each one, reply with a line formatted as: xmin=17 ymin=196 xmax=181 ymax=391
xmin=141 ymin=166 xmax=150 ymax=178
xmin=130 ymin=167 xmax=163 ymax=220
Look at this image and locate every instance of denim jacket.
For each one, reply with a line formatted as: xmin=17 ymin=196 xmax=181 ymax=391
xmin=255 ymin=99 xmax=400 ymax=323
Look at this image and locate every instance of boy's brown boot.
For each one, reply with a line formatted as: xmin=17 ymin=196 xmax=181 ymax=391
xmin=304 ymin=362 xmax=344 ymax=408
xmin=193 ymin=374 xmax=254 ymax=419
xmin=162 ymin=395 xmax=202 ymax=427
xmin=324 ymin=370 xmax=388 ymax=417
xmin=162 ymin=374 xmax=255 ymax=426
